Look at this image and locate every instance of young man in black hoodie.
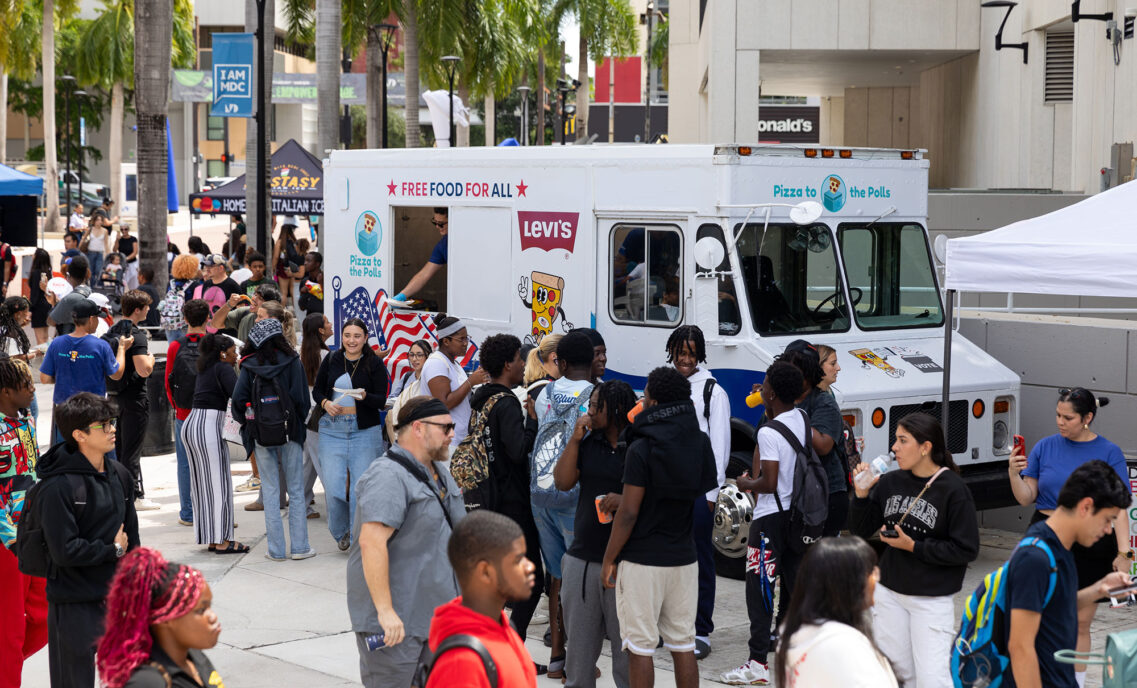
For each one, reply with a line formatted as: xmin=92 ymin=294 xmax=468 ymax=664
xmin=602 ymin=366 xmax=717 ymax=688
xmin=467 ymin=333 xmax=547 ymax=652
xmin=35 ymin=391 xmax=139 ymax=688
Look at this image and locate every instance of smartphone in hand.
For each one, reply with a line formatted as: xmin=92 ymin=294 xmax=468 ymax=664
xmin=1013 ymin=434 xmax=1025 ymax=453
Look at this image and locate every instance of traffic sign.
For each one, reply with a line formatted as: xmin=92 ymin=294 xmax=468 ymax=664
xmin=211 ymin=33 xmax=254 ymax=118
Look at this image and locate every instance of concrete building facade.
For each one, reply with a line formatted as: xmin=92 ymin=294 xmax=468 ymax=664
xmin=669 ymin=0 xmax=1137 ymax=194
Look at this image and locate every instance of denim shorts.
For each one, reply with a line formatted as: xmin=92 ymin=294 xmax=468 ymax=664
xmin=532 ymin=503 xmax=575 ymax=578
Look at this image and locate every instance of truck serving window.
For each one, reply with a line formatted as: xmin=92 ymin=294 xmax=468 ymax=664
xmin=611 ymin=224 xmax=682 ymax=326
xmin=837 ymin=223 xmax=944 ymax=330
xmin=733 ymin=222 xmax=850 ymax=335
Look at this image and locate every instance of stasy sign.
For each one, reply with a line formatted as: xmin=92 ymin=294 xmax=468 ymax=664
xmin=519 ymin=211 xmax=579 ymax=253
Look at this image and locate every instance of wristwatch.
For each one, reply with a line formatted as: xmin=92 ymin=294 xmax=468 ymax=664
xmin=114 ymin=542 xmax=125 ymax=558
xmin=1123 ymin=550 xmax=1134 ymax=561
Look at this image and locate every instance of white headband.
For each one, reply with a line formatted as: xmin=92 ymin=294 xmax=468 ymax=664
xmin=436 ymin=320 xmax=466 ymax=339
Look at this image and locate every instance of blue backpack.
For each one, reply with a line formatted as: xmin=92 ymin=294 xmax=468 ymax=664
xmin=951 ymin=536 xmax=1058 ymax=688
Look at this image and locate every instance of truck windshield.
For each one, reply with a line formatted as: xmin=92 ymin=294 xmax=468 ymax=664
xmin=733 ymin=222 xmax=851 ymax=335
xmin=837 ymin=223 xmax=944 ymax=330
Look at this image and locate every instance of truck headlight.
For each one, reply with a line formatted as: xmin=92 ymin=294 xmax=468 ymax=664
xmin=993 ymin=419 xmax=1008 ymax=451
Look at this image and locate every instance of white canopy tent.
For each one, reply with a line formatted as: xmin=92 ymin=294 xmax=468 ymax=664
xmin=944 ymin=179 xmax=1137 ymax=299
xmin=937 ymin=179 xmax=1137 ymax=427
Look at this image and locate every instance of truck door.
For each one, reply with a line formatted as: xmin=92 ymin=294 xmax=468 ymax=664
xmin=447 ymin=205 xmax=513 ymax=327
xmin=598 ymin=217 xmax=685 ymax=386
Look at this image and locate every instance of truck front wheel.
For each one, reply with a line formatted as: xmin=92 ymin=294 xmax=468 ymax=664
xmin=713 ymin=450 xmax=756 ymax=580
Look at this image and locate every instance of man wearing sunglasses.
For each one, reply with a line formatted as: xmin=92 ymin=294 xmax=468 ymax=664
xmin=32 ymin=392 xmax=139 ymax=688
xmin=392 ymin=207 xmax=448 ymax=303
xmin=347 ymin=396 xmax=466 ymax=688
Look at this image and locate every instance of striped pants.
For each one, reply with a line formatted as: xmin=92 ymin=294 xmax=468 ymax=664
xmin=182 ymin=408 xmax=235 ymax=545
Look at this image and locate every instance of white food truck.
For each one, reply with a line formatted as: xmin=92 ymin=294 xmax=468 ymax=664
xmin=323 ymin=143 xmax=1020 ymax=577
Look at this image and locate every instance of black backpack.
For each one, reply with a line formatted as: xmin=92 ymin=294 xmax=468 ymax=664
xmin=102 ymin=320 xmax=140 ymax=394
xmin=247 ymin=373 xmax=293 ymax=447
xmin=767 ymin=409 xmax=829 ymax=553
xmin=169 ymin=336 xmax=200 ymax=409
xmin=16 ymin=463 xmax=133 ymax=578
xmin=413 ymin=634 xmax=499 ymax=688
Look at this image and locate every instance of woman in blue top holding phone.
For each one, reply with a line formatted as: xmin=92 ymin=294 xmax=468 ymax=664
xmin=1008 ymin=386 xmax=1133 ymax=683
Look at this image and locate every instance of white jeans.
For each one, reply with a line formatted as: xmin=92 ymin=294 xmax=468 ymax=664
xmin=872 ymin=584 xmax=955 ymax=688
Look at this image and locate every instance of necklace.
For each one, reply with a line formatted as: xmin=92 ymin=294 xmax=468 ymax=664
xmin=345 ymin=353 xmax=362 ymax=381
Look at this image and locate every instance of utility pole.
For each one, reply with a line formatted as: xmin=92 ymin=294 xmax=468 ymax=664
xmin=255 ymin=0 xmax=269 ymax=257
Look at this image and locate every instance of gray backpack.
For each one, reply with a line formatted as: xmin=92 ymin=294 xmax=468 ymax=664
xmin=529 ymin=378 xmax=592 ymax=509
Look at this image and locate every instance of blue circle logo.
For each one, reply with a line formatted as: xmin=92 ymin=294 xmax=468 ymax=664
xmin=821 ymin=174 xmax=846 ymax=213
xmin=355 ymin=211 xmax=381 ymax=256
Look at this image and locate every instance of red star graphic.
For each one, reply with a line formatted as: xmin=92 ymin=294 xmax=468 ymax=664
xmin=387 ymin=180 xmax=397 ymax=196
xmin=516 ymin=179 xmax=528 ymax=197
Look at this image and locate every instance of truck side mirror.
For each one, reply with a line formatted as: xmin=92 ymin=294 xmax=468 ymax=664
xmin=694 ymin=236 xmax=726 ymax=272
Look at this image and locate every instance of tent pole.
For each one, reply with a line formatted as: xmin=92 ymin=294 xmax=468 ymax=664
xmin=942 ymin=289 xmax=955 ymax=434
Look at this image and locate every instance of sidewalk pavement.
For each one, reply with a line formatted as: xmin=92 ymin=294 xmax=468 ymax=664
xmin=20 ymin=382 xmax=1131 ymax=686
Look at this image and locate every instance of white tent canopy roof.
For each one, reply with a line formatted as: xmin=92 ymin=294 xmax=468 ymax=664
xmin=943 ymin=180 xmax=1137 ymax=299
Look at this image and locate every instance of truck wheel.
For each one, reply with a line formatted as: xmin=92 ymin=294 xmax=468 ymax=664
xmin=713 ymin=450 xmax=756 ymax=581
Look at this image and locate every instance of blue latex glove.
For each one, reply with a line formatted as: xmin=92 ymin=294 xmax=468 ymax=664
xmin=392 ymin=293 xmax=407 ymax=302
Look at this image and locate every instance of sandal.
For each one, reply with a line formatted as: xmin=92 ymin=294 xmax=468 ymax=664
xmin=214 ymin=541 xmax=250 ymax=555
xmin=547 ymin=656 xmax=565 ymax=680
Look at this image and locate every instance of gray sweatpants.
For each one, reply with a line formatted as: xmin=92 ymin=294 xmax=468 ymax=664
xmin=561 ymin=553 xmax=630 ymax=688
xmin=355 ymin=633 xmax=429 ymax=688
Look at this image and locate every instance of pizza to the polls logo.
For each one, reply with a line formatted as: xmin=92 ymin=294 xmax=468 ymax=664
xmin=519 ymin=211 xmax=579 ymax=253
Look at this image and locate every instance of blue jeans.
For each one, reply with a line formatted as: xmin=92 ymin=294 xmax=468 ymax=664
xmin=86 ymin=252 xmax=104 ymax=286
xmin=256 ymin=441 xmax=309 ymax=559
xmin=318 ymin=414 xmax=384 ymax=541
xmin=174 ymin=417 xmax=193 ymax=522
xmin=532 ymin=503 xmax=576 ymax=579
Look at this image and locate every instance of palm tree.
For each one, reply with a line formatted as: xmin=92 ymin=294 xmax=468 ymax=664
xmin=78 ymin=0 xmax=194 ymax=212
xmin=0 ymin=1 xmax=41 ymax=163
xmin=316 ymin=0 xmax=342 ymax=154
xmin=553 ymin=0 xmax=635 ymax=141
xmin=403 ymin=0 xmax=421 ymax=147
xmin=134 ymin=0 xmax=173 ymax=288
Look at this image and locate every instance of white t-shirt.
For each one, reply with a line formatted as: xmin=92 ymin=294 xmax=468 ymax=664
xmin=785 ymin=621 xmax=898 ymax=688
xmin=752 ymin=408 xmax=806 ymax=521
xmin=69 ymin=212 xmax=86 ymax=231
xmin=88 ymin=226 xmax=107 ymax=252
xmin=420 ymin=351 xmax=470 ymax=446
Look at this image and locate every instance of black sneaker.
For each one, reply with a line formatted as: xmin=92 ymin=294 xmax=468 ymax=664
xmin=695 ymin=638 xmax=711 ymax=660
xmin=543 ymin=627 xmax=552 ymax=648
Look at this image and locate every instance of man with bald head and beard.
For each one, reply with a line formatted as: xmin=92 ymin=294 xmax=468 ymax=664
xmin=347 ymin=396 xmax=466 ymax=688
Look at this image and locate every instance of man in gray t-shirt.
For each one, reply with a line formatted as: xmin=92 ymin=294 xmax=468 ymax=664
xmin=346 ymin=397 xmax=465 ymax=688
xmin=47 ymin=255 xmax=92 ymax=336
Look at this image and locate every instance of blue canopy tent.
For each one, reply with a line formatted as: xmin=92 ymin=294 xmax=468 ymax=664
xmin=0 ymin=163 xmax=44 ymax=246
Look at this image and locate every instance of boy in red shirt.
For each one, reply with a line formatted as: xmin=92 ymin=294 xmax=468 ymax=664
xmin=425 ymin=510 xmax=538 ymax=688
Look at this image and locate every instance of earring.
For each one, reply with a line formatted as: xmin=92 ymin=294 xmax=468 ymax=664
xmin=1084 ymin=424 xmax=1088 ymax=429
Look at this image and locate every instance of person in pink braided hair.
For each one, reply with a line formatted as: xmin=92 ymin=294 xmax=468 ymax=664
xmin=96 ymin=547 xmax=224 ymax=688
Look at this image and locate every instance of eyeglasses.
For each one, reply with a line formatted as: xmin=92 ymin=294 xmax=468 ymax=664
xmin=419 ymin=420 xmax=456 ymax=433
xmin=86 ymin=419 xmax=117 ymax=432
xmin=431 ymin=220 xmax=448 ymax=228
xmin=407 ymin=352 xmax=427 ymax=360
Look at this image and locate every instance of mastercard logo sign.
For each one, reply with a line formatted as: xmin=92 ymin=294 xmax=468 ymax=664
xmin=192 ymin=197 xmax=219 ymax=212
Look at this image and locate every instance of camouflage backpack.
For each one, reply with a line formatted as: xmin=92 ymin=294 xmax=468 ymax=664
xmin=450 ymin=392 xmax=511 ymax=492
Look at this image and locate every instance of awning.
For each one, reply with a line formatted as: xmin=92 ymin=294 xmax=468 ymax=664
xmin=0 ymin=163 xmax=44 ymax=196
xmin=188 ymin=139 xmax=324 ymax=216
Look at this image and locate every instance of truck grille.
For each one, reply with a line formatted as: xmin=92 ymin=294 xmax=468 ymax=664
xmin=889 ymin=400 xmax=969 ymax=454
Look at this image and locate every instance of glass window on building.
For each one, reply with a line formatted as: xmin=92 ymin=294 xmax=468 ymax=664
xmin=206 ymin=159 xmax=227 ymax=178
xmin=206 ymin=116 xmax=225 ymax=141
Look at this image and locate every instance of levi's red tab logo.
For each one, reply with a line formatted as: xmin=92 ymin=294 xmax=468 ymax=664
xmin=519 ymin=211 xmax=579 ymax=253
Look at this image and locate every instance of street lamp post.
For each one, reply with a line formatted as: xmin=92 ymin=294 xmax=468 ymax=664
xmin=376 ymin=23 xmax=397 ymax=149
xmin=341 ymin=50 xmax=353 ymax=148
xmin=74 ymin=89 xmax=87 ymax=197
xmin=61 ymin=75 xmax=75 ymax=211
xmin=642 ymin=2 xmax=662 ymax=143
xmin=254 ymin=0 xmax=269 ymax=257
xmin=517 ymin=85 xmax=530 ymax=145
xmin=441 ymin=56 xmax=460 ymax=147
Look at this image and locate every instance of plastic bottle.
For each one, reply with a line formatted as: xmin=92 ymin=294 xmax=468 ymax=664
xmin=745 ymin=389 xmax=763 ymax=408
xmin=854 ymin=454 xmax=892 ymax=490
xmin=245 ymin=402 xmax=254 ymax=422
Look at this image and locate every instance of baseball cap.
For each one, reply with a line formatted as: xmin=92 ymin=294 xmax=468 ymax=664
xmin=72 ymin=299 xmax=99 ymax=319
xmin=202 ymin=254 xmax=227 ymax=267
xmin=88 ymin=292 xmax=112 ymax=313
xmin=784 ymin=339 xmax=819 ymax=362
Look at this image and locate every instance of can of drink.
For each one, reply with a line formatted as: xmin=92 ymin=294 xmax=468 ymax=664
xmin=595 ymin=495 xmax=613 ymax=524
xmin=745 ymin=389 xmax=764 ymax=408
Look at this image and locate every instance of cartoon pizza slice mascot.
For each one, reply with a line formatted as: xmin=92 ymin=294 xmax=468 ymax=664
xmin=823 ymin=175 xmax=845 ymax=212
xmin=356 ymin=211 xmax=380 ymax=255
xmin=518 ymin=271 xmax=572 ymax=345
xmin=850 ymin=347 xmax=905 ymax=378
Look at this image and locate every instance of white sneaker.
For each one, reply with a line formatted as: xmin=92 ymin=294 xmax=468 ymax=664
xmin=134 ymin=497 xmax=161 ymax=511
xmin=720 ymin=659 xmax=770 ymax=685
xmin=235 ymin=477 xmax=261 ymax=493
xmin=291 ymin=549 xmax=317 ymax=560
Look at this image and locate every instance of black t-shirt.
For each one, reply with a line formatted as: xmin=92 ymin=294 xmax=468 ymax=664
xmin=1003 ymin=520 xmax=1078 ymax=688
xmin=192 ymin=361 xmax=237 ymax=411
xmin=138 ymin=283 xmax=162 ymax=326
xmin=798 ymin=387 xmax=846 ymax=493
xmin=111 ymin=321 xmax=150 ymax=397
xmin=118 ymin=235 xmax=138 ymax=262
xmin=567 ymin=432 xmax=626 ymax=563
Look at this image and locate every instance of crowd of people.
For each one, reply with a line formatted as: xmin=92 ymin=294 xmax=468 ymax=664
xmin=0 ymin=212 xmax=1134 ymax=688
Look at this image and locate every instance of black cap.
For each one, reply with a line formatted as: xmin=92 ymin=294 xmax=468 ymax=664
xmin=784 ymin=339 xmax=819 ymax=361
xmin=72 ymin=299 xmax=99 ymax=319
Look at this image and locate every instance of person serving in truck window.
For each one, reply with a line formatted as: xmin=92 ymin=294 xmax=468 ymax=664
xmin=392 ymin=208 xmax=448 ymax=302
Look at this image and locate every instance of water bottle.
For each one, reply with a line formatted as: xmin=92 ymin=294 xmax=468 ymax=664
xmin=245 ymin=402 xmax=254 ymax=422
xmin=854 ymin=454 xmax=892 ymax=490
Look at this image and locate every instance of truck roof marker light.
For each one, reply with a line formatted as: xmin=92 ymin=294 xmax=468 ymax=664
xmin=821 ymin=149 xmax=835 ymax=158
xmin=738 ymin=146 xmax=752 ymax=156
xmin=804 ymin=149 xmax=818 ymax=158
xmin=972 ymin=399 xmax=985 ymax=419
xmin=901 ymin=150 xmax=915 ymax=160
xmin=994 ymin=399 xmax=1010 ymax=414
xmin=871 ymin=408 xmax=886 ymax=428
xmin=839 ymin=149 xmax=852 ymax=159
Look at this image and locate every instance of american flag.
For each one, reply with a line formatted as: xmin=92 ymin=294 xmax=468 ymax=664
xmin=331 ymin=277 xmax=478 ymax=393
